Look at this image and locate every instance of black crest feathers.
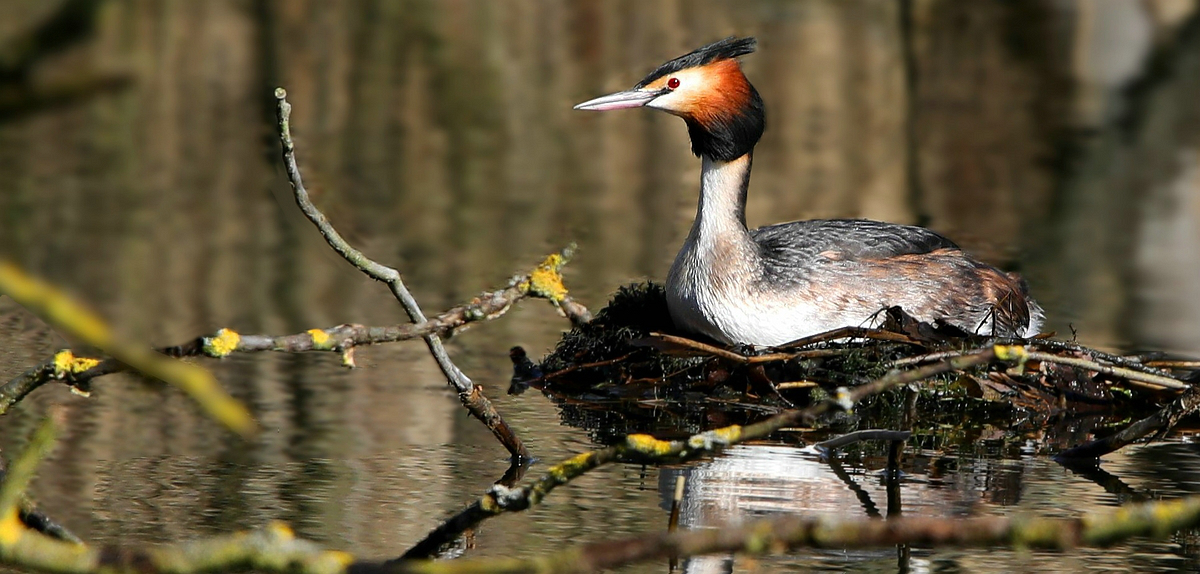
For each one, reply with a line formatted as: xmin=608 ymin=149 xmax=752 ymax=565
xmin=634 ymin=37 xmax=758 ymax=89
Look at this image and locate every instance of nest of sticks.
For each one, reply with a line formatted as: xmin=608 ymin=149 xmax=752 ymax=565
xmin=514 ymin=283 xmax=1199 ymax=448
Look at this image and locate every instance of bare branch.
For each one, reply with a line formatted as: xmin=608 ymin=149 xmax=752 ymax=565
xmin=270 ymin=88 xmax=554 ymax=459
xmin=274 ymin=88 xmax=467 ymax=380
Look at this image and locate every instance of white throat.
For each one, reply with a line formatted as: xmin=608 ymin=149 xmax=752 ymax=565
xmin=666 ymin=154 xmax=758 ymax=344
xmin=690 ymin=155 xmax=751 ymax=241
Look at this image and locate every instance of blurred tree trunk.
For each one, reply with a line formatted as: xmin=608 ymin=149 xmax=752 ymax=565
xmin=906 ymin=0 xmax=1071 ymax=262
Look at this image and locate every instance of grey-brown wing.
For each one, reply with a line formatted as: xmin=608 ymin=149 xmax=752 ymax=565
xmin=751 ymin=218 xmax=960 ymax=266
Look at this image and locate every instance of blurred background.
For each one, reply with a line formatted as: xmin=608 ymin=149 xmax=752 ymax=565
xmin=1 ymin=1 xmax=1200 ymax=572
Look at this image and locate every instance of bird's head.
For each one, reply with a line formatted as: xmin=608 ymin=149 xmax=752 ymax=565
xmin=574 ymin=37 xmax=765 ymax=162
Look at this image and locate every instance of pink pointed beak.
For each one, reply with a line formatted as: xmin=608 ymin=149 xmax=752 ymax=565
xmin=573 ymin=89 xmax=660 ymax=111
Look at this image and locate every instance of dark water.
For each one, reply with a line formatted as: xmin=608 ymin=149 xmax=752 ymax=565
xmin=2 ymin=1 xmax=1200 ymax=572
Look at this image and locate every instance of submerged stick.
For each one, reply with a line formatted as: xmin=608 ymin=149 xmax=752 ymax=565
xmin=401 ymin=346 xmax=1001 ymax=559
xmin=812 ymin=429 xmax=912 ymax=454
xmin=274 ymin=88 xmax=529 ymax=460
xmin=0 ymin=453 xmax=81 ymax=544
xmin=667 ymin=476 xmax=685 ymax=533
xmin=667 ymin=475 xmax=686 ymax=571
xmin=1057 ymin=385 xmax=1200 ymax=460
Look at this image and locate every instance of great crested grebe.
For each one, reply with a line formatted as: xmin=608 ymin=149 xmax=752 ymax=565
xmin=574 ymin=37 xmax=1043 ymax=347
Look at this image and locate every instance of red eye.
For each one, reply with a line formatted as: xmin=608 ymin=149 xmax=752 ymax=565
xmin=667 ymin=77 xmax=680 ymax=90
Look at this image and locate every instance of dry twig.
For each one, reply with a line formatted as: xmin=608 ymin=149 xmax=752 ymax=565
xmin=889 ymin=345 xmax=1188 ymax=392
xmin=633 ymin=331 xmax=904 ymax=365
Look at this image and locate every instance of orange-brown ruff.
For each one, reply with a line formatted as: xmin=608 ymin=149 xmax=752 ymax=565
xmin=575 ymin=37 xmax=1043 ymax=347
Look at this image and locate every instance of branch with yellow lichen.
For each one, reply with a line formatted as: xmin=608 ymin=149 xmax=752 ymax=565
xmin=275 ymin=87 xmax=596 ymax=461
xmin=0 ymin=418 xmax=360 ymax=574
xmin=387 ymin=495 xmax=1200 ymax=574
xmin=0 ymin=262 xmax=256 ymax=438
xmin=0 ymin=517 xmax=355 ymax=574
xmin=162 ymin=246 xmax=590 ymax=363
xmin=0 ymin=248 xmax=589 ymax=418
xmin=401 ymin=346 xmax=1003 ymax=559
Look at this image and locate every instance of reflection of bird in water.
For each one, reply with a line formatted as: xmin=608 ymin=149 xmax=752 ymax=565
xmin=659 ymin=445 xmax=900 ymax=573
xmin=656 ymin=444 xmax=977 ymax=573
xmin=575 ymin=38 xmax=1043 ymax=346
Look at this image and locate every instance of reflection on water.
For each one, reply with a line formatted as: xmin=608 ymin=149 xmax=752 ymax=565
xmin=657 ymin=442 xmax=1200 ymax=573
xmin=1 ymin=1 xmax=1200 ymax=572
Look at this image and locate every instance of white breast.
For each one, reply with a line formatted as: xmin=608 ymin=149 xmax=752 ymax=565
xmin=666 ymin=238 xmax=855 ymax=347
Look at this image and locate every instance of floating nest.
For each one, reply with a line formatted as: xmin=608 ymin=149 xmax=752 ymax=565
xmin=513 ymin=283 xmax=1198 ymax=449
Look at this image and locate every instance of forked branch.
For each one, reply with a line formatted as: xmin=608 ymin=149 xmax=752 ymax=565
xmin=276 ymin=88 xmax=561 ymax=461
